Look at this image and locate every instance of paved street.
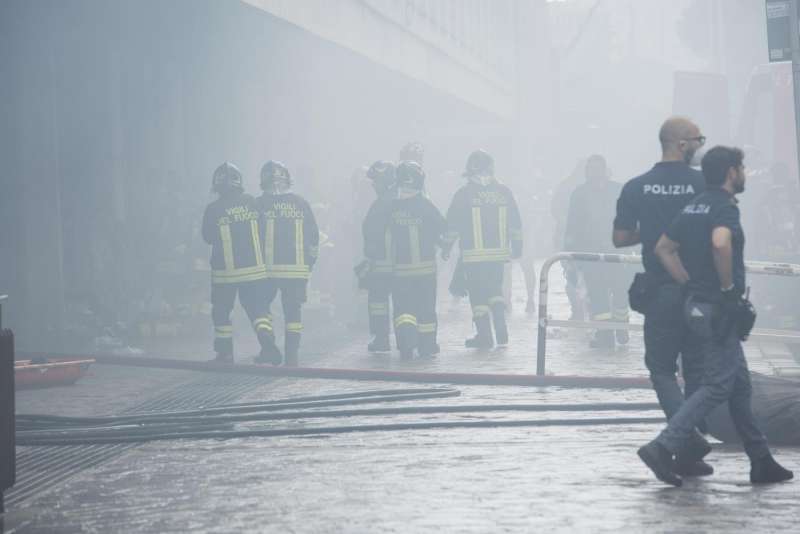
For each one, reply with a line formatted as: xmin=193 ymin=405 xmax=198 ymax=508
xmin=5 ymin=268 xmax=800 ymax=533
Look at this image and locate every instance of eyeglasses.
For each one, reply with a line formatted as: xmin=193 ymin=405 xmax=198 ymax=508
xmin=684 ymin=136 xmax=706 ymax=146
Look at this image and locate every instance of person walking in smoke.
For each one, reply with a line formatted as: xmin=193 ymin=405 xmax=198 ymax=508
xmin=564 ymin=154 xmax=629 ymax=348
xmin=389 ymin=161 xmax=446 ymax=359
xmin=256 ymin=161 xmax=320 ymax=366
xmin=358 ymin=160 xmax=397 ymax=353
xmin=201 ymin=162 xmax=279 ymax=364
xmin=612 ymin=117 xmax=713 ymax=476
xmin=638 ymin=146 xmax=793 ymax=487
xmin=442 ymin=150 xmax=523 ymax=349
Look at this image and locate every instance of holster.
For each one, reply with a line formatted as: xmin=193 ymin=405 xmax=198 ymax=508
xmin=628 ymin=272 xmax=656 ymax=314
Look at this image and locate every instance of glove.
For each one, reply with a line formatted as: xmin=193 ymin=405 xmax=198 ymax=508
xmin=712 ymin=287 xmax=740 ymax=343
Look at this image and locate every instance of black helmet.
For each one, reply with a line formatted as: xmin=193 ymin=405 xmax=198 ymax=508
xmin=395 ymin=161 xmax=425 ymax=191
xmin=260 ymin=160 xmax=292 ymax=192
xmin=399 ymin=142 xmax=424 ymax=165
xmin=212 ymin=162 xmax=244 ymax=193
xmin=464 ymin=149 xmax=494 ymax=177
xmin=367 ymin=160 xmax=396 ymax=190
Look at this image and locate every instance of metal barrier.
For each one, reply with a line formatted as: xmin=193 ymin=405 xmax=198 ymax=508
xmin=536 ymin=253 xmax=800 ymax=376
xmin=1 ymin=295 xmax=15 ymax=513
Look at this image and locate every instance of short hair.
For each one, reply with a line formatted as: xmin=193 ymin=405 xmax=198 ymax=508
xmin=701 ymin=146 xmax=744 ymax=186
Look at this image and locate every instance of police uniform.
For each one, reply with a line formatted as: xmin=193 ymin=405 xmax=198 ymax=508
xmin=258 ymin=192 xmax=319 ymax=365
xmin=565 ymin=179 xmax=628 ymax=346
xmin=444 ymin=180 xmax=522 ymax=346
xmin=652 ymin=187 xmax=771 ymax=464
xmin=614 ymin=161 xmax=706 ymax=417
xmin=202 ymin=192 xmax=274 ymax=358
xmin=362 ymin=195 xmax=394 ymax=345
xmin=389 ymin=194 xmax=446 ymax=357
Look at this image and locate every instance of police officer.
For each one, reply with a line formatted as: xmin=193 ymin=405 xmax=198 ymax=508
xmin=442 ymin=150 xmax=523 ymax=349
xmin=389 ymin=161 xmax=446 ymax=359
xmin=361 ymin=161 xmax=396 ymax=352
xmin=201 ymin=162 xmax=279 ymax=363
xmin=257 ymin=161 xmax=320 ymax=366
xmin=565 ymin=155 xmax=628 ymax=348
xmin=613 ymin=117 xmax=712 ymax=475
xmin=638 ymin=146 xmax=794 ymax=486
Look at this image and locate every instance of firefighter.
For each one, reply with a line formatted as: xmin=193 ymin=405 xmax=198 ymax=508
xmin=201 ymin=162 xmax=279 ymax=363
xmin=257 ymin=161 xmax=320 ymax=366
xmin=360 ymin=160 xmax=396 ymax=352
xmin=389 ymin=161 xmax=446 ymax=359
xmin=564 ymin=155 xmax=629 ymax=348
xmin=442 ymin=150 xmax=523 ymax=349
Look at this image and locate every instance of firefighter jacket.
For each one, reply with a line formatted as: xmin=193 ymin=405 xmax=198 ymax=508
xmin=389 ymin=194 xmax=446 ymax=277
xmin=258 ymin=193 xmax=320 ymax=279
xmin=202 ymin=192 xmax=267 ymax=284
xmin=362 ymin=196 xmax=394 ymax=274
xmin=443 ymin=181 xmax=523 ymax=263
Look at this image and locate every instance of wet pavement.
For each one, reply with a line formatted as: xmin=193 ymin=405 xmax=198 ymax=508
xmin=4 ymin=267 xmax=800 ymax=532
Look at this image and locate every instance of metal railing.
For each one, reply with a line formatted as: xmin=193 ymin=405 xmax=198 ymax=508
xmin=1 ymin=294 xmax=15 ymax=513
xmin=535 ymin=252 xmax=800 ymax=376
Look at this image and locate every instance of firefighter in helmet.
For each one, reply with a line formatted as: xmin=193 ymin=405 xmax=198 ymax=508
xmin=358 ymin=160 xmax=397 ymax=352
xmin=442 ymin=150 xmax=523 ymax=349
xmin=256 ymin=160 xmax=320 ymax=366
xmin=201 ymin=162 xmax=279 ymax=363
xmin=389 ymin=161 xmax=446 ymax=358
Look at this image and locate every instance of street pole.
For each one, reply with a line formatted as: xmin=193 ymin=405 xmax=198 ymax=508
xmin=791 ymin=0 xmax=800 ymax=183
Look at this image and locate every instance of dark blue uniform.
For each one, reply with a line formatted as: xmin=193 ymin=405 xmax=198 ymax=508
xmin=258 ymin=192 xmax=320 ymax=365
xmin=390 ymin=194 xmax=446 ymax=357
xmin=654 ymin=188 xmax=769 ymax=461
xmin=362 ymin=196 xmax=394 ymax=343
xmin=202 ymin=192 xmax=274 ymax=358
xmin=614 ymin=161 xmax=706 ymax=418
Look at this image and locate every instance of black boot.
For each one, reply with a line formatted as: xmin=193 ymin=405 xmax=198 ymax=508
xmin=750 ymin=454 xmax=794 ymax=484
xmin=254 ymin=342 xmax=283 ymax=365
xmin=674 ymin=459 xmax=714 ymax=477
xmin=638 ymin=441 xmax=682 ymax=487
xmin=465 ymin=316 xmax=493 ymax=349
xmin=368 ymin=336 xmax=391 ymax=353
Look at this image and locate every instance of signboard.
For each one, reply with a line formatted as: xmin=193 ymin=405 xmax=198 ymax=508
xmin=767 ymin=0 xmax=794 ymax=62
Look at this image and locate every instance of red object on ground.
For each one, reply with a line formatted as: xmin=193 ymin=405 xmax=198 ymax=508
xmin=14 ymin=359 xmax=94 ymax=389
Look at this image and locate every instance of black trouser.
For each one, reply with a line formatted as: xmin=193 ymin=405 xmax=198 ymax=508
xmin=464 ymin=262 xmax=507 ymax=343
xmin=657 ymin=329 xmax=769 ymax=460
xmin=367 ymin=273 xmax=392 ymax=339
xmin=265 ymin=278 xmax=308 ymax=365
xmin=211 ymin=279 xmax=274 ymax=356
xmin=582 ymin=263 xmax=629 ymax=329
xmin=643 ymin=283 xmax=705 ymax=419
xmin=392 ymin=274 xmax=437 ymax=355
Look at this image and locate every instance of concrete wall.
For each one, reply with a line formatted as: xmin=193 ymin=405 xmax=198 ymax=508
xmin=0 ymin=0 xmax=518 ymax=351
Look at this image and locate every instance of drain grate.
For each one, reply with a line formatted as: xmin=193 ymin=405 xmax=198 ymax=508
xmin=8 ymin=373 xmax=272 ymax=508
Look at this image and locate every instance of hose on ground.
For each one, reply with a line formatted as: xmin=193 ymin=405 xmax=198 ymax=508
xmin=17 ymin=388 xmax=664 ymax=446
xmin=17 ymin=417 xmax=666 ymax=446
